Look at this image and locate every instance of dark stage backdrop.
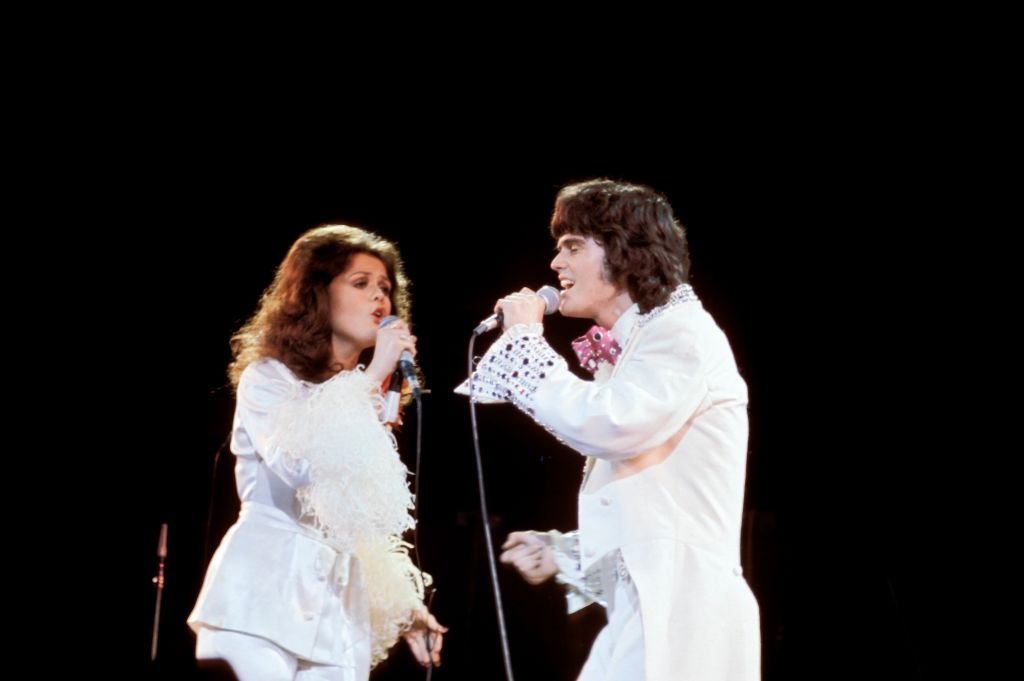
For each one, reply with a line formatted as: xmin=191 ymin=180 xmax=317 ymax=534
xmin=131 ymin=160 xmax=933 ymax=680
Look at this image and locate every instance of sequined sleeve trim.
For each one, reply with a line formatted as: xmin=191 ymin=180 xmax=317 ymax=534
xmin=506 ymin=322 xmax=544 ymax=338
xmin=636 ymin=283 xmax=698 ymax=328
xmin=466 ymin=326 xmax=564 ymax=415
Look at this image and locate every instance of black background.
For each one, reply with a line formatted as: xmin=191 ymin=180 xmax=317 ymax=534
xmin=124 ymin=144 xmax=941 ymax=680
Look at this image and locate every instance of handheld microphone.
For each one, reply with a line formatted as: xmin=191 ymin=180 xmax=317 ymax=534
xmin=473 ymin=285 xmax=561 ymax=336
xmin=379 ymin=315 xmax=421 ymax=398
xmin=382 ymin=368 xmax=403 ymax=423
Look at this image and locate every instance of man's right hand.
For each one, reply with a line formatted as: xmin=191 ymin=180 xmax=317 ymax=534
xmin=500 ymin=531 xmax=558 ymax=585
xmin=495 ymin=288 xmax=548 ymax=330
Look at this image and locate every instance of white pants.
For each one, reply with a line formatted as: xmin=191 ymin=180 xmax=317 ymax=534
xmin=196 ymin=627 xmax=360 ymax=681
xmin=577 ymin=572 xmax=645 ymax=681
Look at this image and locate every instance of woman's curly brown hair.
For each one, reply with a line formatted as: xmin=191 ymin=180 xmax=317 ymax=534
xmin=229 ymin=224 xmax=411 ymax=388
xmin=550 ymin=179 xmax=689 ymax=313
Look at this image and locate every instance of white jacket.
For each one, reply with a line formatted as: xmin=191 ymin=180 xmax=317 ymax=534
xmin=465 ymin=285 xmax=761 ymax=681
xmin=189 ymin=358 xmax=423 ymax=671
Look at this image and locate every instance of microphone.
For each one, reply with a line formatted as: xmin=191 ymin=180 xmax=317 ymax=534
xmin=473 ymin=285 xmax=561 ymax=336
xmin=382 ymin=368 xmax=403 ymax=423
xmin=379 ymin=315 xmax=421 ymax=398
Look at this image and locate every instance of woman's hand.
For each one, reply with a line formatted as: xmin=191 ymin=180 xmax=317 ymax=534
xmin=403 ymin=606 xmax=447 ymax=668
xmin=366 ymin=319 xmax=417 ymax=386
xmin=500 ymin=531 xmax=558 ymax=585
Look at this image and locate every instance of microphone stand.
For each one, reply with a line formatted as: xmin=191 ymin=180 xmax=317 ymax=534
xmin=151 ymin=523 xmax=168 ymax=661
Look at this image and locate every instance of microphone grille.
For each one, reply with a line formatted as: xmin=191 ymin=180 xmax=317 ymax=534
xmin=536 ymin=285 xmax=561 ymax=315
xmin=379 ymin=315 xmax=400 ymax=328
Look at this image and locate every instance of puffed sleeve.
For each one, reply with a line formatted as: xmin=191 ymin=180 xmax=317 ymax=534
xmin=231 ymin=359 xmax=312 ymax=488
xmin=462 ymin=317 xmax=708 ymax=459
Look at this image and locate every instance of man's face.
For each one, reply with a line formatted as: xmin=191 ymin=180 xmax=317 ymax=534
xmin=550 ymin=234 xmax=620 ymax=321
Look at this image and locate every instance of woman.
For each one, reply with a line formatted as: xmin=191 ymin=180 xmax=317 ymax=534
xmin=189 ymin=224 xmax=445 ymax=680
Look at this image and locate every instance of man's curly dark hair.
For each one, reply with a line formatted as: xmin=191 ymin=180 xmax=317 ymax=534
xmin=550 ymin=179 xmax=689 ymax=313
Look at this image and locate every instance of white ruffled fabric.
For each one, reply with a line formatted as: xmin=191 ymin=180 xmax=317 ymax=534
xmin=275 ymin=368 xmax=429 ymax=667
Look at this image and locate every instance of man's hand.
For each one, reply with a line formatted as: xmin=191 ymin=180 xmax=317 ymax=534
xmin=500 ymin=531 xmax=558 ymax=585
xmin=495 ymin=288 xmax=548 ymax=330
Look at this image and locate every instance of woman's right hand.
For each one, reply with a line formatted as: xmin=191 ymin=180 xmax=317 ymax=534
xmin=500 ymin=531 xmax=558 ymax=585
xmin=365 ymin=319 xmax=417 ymax=386
xmin=403 ymin=606 xmax=447 ymax=668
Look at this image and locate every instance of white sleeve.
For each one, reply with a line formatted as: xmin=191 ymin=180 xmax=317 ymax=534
xmin=233 ymin=361 xmax=312 ymax=488
xmin=463 ymin=319 xmax=708 ymax=459
xmin=541 ymin=529 xmax=607 ymax=614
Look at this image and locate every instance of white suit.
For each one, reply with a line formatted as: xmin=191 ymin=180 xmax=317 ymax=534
xmin=189 ymin=358 xmax=425 ymax=678
xmin=465 ymin=285 xmax=760 ymax=681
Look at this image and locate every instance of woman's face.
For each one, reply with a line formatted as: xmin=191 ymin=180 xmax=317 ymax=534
xmin=328 ymin=253 xmax=393 ymax=359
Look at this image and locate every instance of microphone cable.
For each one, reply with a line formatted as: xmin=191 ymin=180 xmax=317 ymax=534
xmin=201 ymin=433 xmax=233 ymax=569
xmin=407 ymin=387 xmax=440 ymax=680
xmin=466 ymin=332 xmax=517 ymax=681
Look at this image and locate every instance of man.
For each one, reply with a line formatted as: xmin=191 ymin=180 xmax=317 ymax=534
xmin=462 ymin=179 xmax=760 ymax=680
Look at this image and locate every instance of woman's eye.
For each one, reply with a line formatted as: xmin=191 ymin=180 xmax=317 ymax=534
xmin=354 ymin=281 xmax=367 ymax=288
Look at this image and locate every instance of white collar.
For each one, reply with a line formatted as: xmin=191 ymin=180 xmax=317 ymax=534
xmin=610 ymin=303 xmax=639 ymax=347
